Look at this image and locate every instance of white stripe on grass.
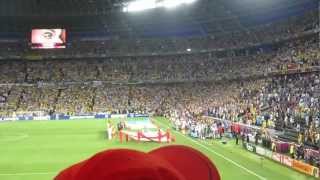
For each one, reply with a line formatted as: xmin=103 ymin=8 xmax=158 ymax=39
xmin=0 ymin=134 xmax=29 ymax=142
xmin=155 ymin=119 xmax=267 ymax=180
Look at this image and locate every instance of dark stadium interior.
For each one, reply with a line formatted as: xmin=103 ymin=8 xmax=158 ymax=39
xmin=0 ymin=0 xmax=319 ymax=179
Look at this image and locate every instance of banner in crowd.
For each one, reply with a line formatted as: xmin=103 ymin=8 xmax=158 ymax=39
xmin=271 ymin=152 xmax=282 ymax=163
xmin=0 ymin=118 xmax=9 ymax=122
xmin=50 ymin=114 xmax=70 ymax=120
xmin=255 ymin=146 xmax=265 ymax=156
xmin=282 ymin=156 xmax=293 ymax=167
xmin=70 ymin=115 xmax=95 ymax=120
xmin=24 ymin=53 xmax=43 ymax=61
xmin=243 ymin=143 xmax=320 ymax=178
xmin=292 ymin=160 xmax=319 ymax=178
xmin=245 ymin=143 xmax=256 ymax=153
xmin=2 ymin=114 xmax=148 ymax=121
xmin=127 ymin=113 xmax=149 ymax=118
xmin=264 ymin=149 xmax=273 ymax=159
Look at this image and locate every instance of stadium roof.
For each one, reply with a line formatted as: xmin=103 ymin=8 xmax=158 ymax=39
xmin=0 ymin=0 xmax=317 ymax=38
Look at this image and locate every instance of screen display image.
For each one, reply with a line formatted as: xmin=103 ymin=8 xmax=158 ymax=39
xmin=31 ymin=29 xmax=66 ymax=49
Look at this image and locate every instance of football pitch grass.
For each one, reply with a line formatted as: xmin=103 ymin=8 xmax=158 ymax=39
xmin=0 ymin=117 xmax=316 ymax=180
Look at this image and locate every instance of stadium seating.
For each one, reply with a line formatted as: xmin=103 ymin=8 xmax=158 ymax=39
xmin=0 ymin=0 xmax=319 ymax=171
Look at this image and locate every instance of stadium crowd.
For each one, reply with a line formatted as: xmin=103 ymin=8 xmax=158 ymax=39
xmin=0 ymin=32 xmax=318 ymax=115
xmin=0 ymin=5 xmax=318 ymax=169
xmin=0 ymin=9 xmax=317 ymax=57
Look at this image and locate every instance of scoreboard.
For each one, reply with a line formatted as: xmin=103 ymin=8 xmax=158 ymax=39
xmin=31 ymin=29 xmax=66 ymax=49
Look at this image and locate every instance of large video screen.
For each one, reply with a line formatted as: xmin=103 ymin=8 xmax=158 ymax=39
xmin=31 ymin=29 xmax=66 ymax=49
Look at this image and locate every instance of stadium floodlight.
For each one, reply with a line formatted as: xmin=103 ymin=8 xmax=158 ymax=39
xmin=123 ymin=0 xmax=156 ymax=12
xmin=187 ymin=48 xmax=191 ymax=52
xmin=159 ymin=0 xmax=181 ymax=8
xmin=123 ymin=0 xmax=197 ymax=12
xmin=160 ymin=0 xmax=197 ymax=8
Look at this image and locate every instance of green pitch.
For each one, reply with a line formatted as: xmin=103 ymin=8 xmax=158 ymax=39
xmin=0 ymin=117 xmax=316 ymax=180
